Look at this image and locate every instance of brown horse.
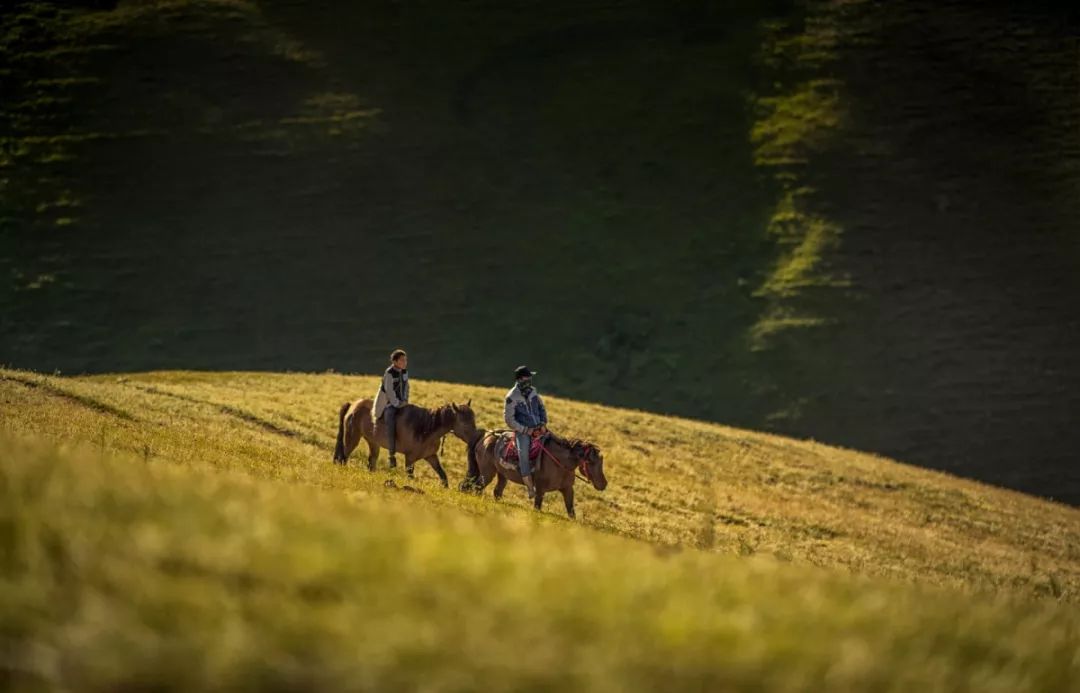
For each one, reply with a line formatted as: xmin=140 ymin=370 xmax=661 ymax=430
xmin=333 ymin=398 xmax=477 ymax=486
xmin=462 ymin=430 xmax=607 ymax=518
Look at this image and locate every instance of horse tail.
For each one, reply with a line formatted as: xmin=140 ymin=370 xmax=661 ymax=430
xmin=333 ymin=401 xmax=349 ymax=463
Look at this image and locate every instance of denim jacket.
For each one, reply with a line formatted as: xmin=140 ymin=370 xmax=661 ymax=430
xmin=503 ymin=384 xmax=547 ymax=433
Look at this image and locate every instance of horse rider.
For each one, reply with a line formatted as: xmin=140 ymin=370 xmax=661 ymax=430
xmin=374 ymin=348 xmax=410 ymax=468
xmin=503 ymin=365 xmax=548 ymax=499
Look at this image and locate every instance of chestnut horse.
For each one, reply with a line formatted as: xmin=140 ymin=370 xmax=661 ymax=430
xmin=333 ymin=399 xmax=477 ymax=486
xmin=461 ymin=430 xmax=607 ymax=518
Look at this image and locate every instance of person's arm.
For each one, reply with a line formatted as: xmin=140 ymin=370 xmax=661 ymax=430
xmin=537 ymin=394 xmax=548 ymax=427
xmin=384 ymin=371 xmax=402 ymax=407
xmin=504 ymin=396 xmax=527 ymax=433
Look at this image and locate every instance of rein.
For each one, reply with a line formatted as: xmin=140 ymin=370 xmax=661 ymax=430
xmin=538 ymin=440 xmax=592 ymax=484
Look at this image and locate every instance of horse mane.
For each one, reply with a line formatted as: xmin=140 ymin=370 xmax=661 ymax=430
xmin=402 ymin=403 xmax=456 ymax=441
xmin=549 ymin=433 xmax=600 ymax=455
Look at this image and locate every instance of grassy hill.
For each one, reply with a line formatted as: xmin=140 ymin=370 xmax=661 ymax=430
xmin=2 ymin=368 xmax=1078 ymax=593
xmin=2 ymin=369 xmax=1079 ymax=690
xmin=3 ymin=0 xmax=1079 ymax=504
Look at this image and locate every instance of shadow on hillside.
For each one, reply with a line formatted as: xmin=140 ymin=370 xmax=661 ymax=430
xmin=746 ymin=0 xmax=1080 ymax=503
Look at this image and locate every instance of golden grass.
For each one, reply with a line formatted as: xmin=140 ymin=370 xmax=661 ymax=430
xmin=1 ymin=369 xmax=1077 ymax=600
xmin=3 ymin=436 xmax=1078 ymax=691
xmin=2 ymin=369 xmax=1079 ymax=690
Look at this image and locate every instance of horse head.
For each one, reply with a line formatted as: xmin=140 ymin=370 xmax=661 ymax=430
xmin=449 ymin=399 xmax=478 ymax=443
xmin=557 ymin=438 xmax=607 ymax=492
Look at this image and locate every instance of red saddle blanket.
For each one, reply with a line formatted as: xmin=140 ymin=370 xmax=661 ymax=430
xmin=498 ymin=433 xmax=544 ymax=465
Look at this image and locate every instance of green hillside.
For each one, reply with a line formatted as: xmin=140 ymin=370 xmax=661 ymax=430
xmin=2 ymin=369 xmax=1079 ymax=690
xmin=2 ymin=0 xmax=1079 ymax=504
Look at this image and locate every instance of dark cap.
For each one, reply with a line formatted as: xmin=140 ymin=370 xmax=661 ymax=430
xmin=514 ymin=365 xmax=536 ymax=379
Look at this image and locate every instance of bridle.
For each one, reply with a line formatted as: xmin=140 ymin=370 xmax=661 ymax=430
xmin=539 ymin=438 xmax=595 ymax=484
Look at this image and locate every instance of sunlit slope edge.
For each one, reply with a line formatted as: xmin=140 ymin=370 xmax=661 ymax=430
xmin=0 ymin=369 xmax=1077 ymax=601
xmin=4 ymin=436 xmax=1079 ymax=692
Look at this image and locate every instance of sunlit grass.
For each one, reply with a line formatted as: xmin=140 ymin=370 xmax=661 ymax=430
xmin=751 ymin=80 xmax=845 ymax=168
xmin=2 ymin=369 xmax=1077 ymax=602
xmin=750 ymin=7 xmax=859 ymax=349
xmin=4 ymin=416 xmax=1079 ymax=690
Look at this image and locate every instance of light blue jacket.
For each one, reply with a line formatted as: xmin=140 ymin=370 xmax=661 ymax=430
xmin=504 ymin=384 xmax=547 ymax=433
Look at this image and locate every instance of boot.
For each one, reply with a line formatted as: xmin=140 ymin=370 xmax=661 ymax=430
xmin=523 ymin=474 xmax=536 ymax=500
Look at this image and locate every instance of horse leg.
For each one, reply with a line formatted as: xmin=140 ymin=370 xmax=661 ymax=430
xmin=365 ymin=438 xmax=379 ymax=472
xmin=534 ymin=490 xmax=544 ymax=512
xmin=460 ymin=437 xmax=488 ymax=493
xmin=460 ymin=470 xmax=490 ymax=493
xmin=473 ymin=451 xmax=499 ymax=496
xmin=405 ymin=456 xmax=416 ymax=479
xmin=425 ymin=455 xmax=449 ymax=488
xmin=472 ymin=458 xmax=496 ymax=495
xmin=469 ymin=470 xmax=494 ymax=495
xmin=561 ymin=486 xmax=576 ymax=519
xmin=493 ymin=474 xmax=507 ymax=500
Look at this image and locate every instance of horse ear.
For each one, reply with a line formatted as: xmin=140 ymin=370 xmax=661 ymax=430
xmin=466 ymin=398 xmax=472 ymax=407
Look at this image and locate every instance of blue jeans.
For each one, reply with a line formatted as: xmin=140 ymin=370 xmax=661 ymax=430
xmin=516 ymin=432 xmax=532 ymax=477
xmin=384 ymin=406 xmax=398 ymax=457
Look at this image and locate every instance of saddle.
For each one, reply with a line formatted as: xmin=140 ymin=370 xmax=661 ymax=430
xmin=493 ymin=431 xmax=545 ymax=472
